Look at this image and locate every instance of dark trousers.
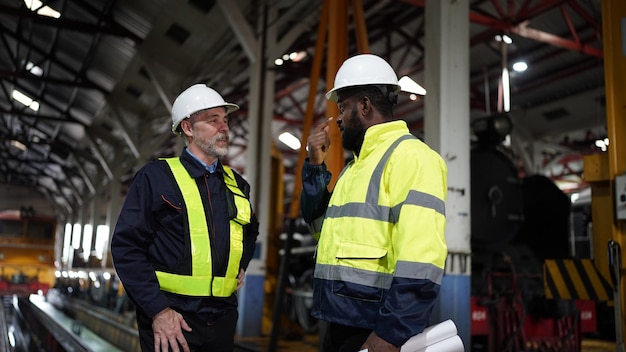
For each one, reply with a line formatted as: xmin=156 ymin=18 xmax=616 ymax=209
xmin=320 ymin=320 xmax=372 ymax=352
xmin=137 ymin=308 xmax=238 ymax=352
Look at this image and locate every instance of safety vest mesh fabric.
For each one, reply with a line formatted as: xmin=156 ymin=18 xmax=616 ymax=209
xmin=156 ymin=158 xmax=251 ymax=297
xmin=315 ymin=133 xmax=446 ymax=288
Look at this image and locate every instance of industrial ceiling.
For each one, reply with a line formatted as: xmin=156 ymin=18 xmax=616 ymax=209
xmin=0 ymin=0 xmax=608 ymax=218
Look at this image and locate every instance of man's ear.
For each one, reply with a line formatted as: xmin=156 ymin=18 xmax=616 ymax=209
xmin=360 ymin=96 xmax=370 ymax=115
xmin=181 ymin=120 xmax=193 ymax=136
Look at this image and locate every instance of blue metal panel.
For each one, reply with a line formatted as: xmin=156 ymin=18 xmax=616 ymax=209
xmin=431 ymin=274 xmax=470 ymax=352
xmin=236 ymin=274 xmax=265 ymax=336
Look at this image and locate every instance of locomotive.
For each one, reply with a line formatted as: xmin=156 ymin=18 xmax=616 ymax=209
xmin=469 ymin=113 xmax=606 ymax=351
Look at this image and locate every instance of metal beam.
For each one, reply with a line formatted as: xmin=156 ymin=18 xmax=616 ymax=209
xmin=0 ymin=4 xmax=143 ymax=44
xmin=108 ymin=106 xmax=140 ymax=159
xmin=137 ymin=57 xmax=173 ymax=112
xmin=0 ymin=70 xmax=105 ymax=92
xmin=71 ymin=154 xmax=96 ymax=196
xmin=217 ymin=0 xmax=257 ymax=62
xmin=84 ymin=135 xmax=114 ymax=180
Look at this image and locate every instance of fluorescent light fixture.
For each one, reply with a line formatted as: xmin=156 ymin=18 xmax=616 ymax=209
xmin=10 ymin=140 xmax=27 ymax=151
xmin=72 ymin=223 xmax=82 ymax=249
xmin=24 ymin=0 xmax=61 ymax=18
xmin=12 ymin=89 xmax=40 ymax=111
xmin=502 ymin=68 xmax=510 ymax=112
xmin=398 ymin=76 xmax=426 ymax=95
xmin=26 ymin=61 xmax=44 ymax=76
xmin=82 ymin=224 xmax=93 ymax=261
xmin=279 ymin=131 xmax=301 ymax=150
xmin=62 ymin=223 xmax=72 ymax=263
xmin=94 ymin=225 xmax=110 ymax=259
xmin=512 ymin=61 xmax=528 ymax=72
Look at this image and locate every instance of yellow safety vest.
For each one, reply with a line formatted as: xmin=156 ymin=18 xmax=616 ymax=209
xmin=315 ymin=121 xmax=447 ymax=289
xmin=155 ymin=158 xmax=251 ymax=297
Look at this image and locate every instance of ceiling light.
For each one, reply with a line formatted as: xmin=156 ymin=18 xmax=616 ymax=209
xmin=24 ymin=0 xmax=60 ymax=18
xmin=10 ymin=140 xmax=28 ymax=152
xmin=512 ymin=61 xmax=528 ymax=72
xmin=274 ymin=58 xmax=284 ymax=66
xmin=398 ymin=76 xmax=426 ymax=95
xmin=278 ymin=131 xmax=301 ymax=150
xmin=12 ymin=89 xmax=40 ymax=111
xmin=26 ymin=61 xmax=44 ymax=76
xmin=495 ymin=34 xmax=513 ymax=44
xmin=595 ymin=138 xmax=608 ymax=151
xmin=291 ymin=51 xmax=307 ymax=62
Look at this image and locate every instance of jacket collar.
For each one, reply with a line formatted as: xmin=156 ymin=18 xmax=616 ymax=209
xmin=178 ymin=148 xmax=225 ymax=179
xmin=355 ymin=120 xmax=409 ymax=161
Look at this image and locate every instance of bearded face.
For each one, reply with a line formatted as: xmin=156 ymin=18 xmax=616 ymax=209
xmin=337 ymin=97 xmax=366 ymax=155
xmin=341 ymin=107 xmax=366 ymax=154
xmin=184 ymin=107 xmax=230 ymax=160
xmin=192 ymin=129 xmax=229 ymax=158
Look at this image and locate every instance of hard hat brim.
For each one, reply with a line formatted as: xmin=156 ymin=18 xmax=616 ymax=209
xmin=170 ymin=103 xmax=240 ymax=134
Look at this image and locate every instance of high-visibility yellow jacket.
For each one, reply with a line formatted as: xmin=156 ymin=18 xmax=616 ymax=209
xmin=302 ymin=120 xmax=448 ymax=347
xmin=155 ymin=157 xmax=251 ymax=297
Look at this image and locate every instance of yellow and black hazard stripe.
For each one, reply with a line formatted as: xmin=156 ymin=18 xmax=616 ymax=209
xmin=544 ymin=259 xmax=613 ymax=301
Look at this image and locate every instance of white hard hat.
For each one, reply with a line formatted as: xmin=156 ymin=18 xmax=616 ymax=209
xmin=325 ymin=54 xmax=400 ymax=102
xmin=171 ymin=84 xmax=239 ymax=134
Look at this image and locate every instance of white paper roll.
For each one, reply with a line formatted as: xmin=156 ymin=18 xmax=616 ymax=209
xmin=400 ymin=320 xmax=458 ymax=351
xmin=415 ymin=335 xmax=464 ymax=352
xmin=358 ymin=320 xmax=463 ymax=352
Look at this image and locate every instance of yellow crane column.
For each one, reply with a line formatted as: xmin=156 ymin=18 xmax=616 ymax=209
xmin=591 ymin=0 xmax=626 ymax=343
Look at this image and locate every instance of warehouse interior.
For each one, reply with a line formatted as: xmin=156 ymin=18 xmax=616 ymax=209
xmin=1 ymin=0 xmax=625 ymax=351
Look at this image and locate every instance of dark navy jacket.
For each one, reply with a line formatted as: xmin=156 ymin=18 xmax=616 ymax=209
xmin=111 ymin=149 xmax=259 ymax=323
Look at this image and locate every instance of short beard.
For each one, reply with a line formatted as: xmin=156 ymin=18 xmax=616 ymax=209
xmin=193 ymin=131 xmax=229 ymax=158
xmin=341 ymin=109 xmax=366 ymax=155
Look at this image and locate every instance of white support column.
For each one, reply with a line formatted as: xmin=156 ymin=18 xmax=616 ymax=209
xmin=424 ymin=0 xmax=471 ymax=349
xmin=226 ymin=1 xmax=273 ymax=337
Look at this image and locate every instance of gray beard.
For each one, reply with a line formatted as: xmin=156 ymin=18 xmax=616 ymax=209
xmin=193 ymin=131 xmax=229 ymax=158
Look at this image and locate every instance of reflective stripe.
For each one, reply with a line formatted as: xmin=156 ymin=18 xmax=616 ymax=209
xmin=315 ymin=263 xmax=394 ymax=289
xmin=395 ymin=260 xmax=444 ymax=284
xmin=156 ymin=158 xmax=249 ymax=297
xmin=220 ymin=166 xmax=248 ymax=295
xmin=314 ymin=261 xmax=444 ymax=288
xmin=326 ymin=135 xmax=445 ymax=223
xmin=391 ymin=190 xmax=446 ymax=222
xmin=326 ymin=203 xmax=392 ymax=221
xmin=365 ymin=135 xmax=415 ymax=204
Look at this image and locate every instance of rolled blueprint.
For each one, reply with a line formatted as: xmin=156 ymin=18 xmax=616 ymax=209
xmin=400 ymin=319 xmax=458 ymax=351
xmin=359 ymin=319 xmax=463 ymax=352
xmin=415 ymin=335 xmax=464 ymax=352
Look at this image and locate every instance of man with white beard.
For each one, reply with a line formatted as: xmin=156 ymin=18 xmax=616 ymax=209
xmin=111 ymin=84 xmax=259 ymax=352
